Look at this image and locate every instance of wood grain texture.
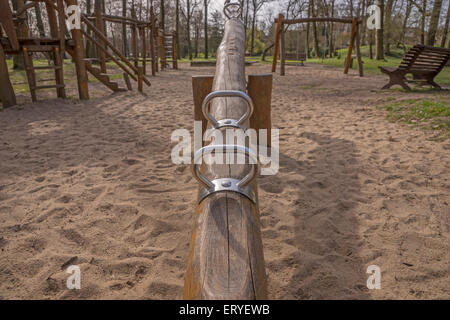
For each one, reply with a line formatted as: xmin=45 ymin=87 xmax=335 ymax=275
xmin=0 ymin=44 xmax=16 ymax=107
xmin=192 ymin=75 xmax=214 ymax=136
xmin=0 ymin=0 xmax=19 ymax=51
xmin=248 ymin=74 xmax=272 ymax=147
xmin=271 ymin=14 xmax=283 ymax=73
xmin=184 ymin=17 xmax=267 ymax=300
xmin=344 ymin=18 xmax=357 ymax=74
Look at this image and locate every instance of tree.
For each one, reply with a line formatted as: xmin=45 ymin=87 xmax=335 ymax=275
xmin=383 ymin=0 xmax=394 ymax=54
xmin=122 ymin=0 xmax=127 ymax=56
xmin=441 ymin=2 xmax=450 ymax=47
xmin=375 ymin=0 xmax=384 ymax=60
xmin=250 ymin=0 xmax=271 ymax=55
xmin=204 ymin=0 xmax=211 ymax=58
xmin=427 ymin=0 xmax=443 ymax=46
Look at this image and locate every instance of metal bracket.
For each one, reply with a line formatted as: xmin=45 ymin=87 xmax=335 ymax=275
xmin=192 ymin=145 xmax=259 ymax=204
xmin=224 ymin=2 xmax=243 ymax=19
xmin=202 ymin=90 xmax=254 ymax=130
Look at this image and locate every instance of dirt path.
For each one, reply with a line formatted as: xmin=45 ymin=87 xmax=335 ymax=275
xmin=0 ymin=63 xmax=448 ymax=299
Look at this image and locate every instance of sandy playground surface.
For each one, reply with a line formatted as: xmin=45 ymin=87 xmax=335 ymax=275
xmin=0 ymin=62 xmax=449 ymax=299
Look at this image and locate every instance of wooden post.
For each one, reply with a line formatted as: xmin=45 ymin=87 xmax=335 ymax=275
xmin=123 ymin=72 xmax=132 ymax=90
xmin=159 ymin=31 xmax=166 ymax=70
xmin=192 ymin=75 xmax=214 ymax=136
xmin=280 ymin=27 xmax=286 ymax=76
xmin=0 ymin=0 xmax=19 ymax=51
xmin=0 ymin=44 xmax=16 ymax=107
xmin=172 ymin=31 xmax=178 ymax=69
xmin=184 ymin=18 xmax=267 ymax=300
xmin=131 ymin=23 xmax=138 ymax=68
xmin=271 ymin=14 xmax=283 ymax=73
xmin=149 ymin=7 xmax=156 ymax=75
xmin=355 ymin=22 xmax=364 ymax=77
xmin=45 ymin=0 xmax=66 ymax=98
xmin=94 ymin=0 xmax=106 ymax=73
xmin=248 ymin=74 xmax=272 ymax=147
xmin=140 ymin=27 xmax=147 ymax=74
xmin=137 ymin=66 xmax=143 ymax=92
xmin=66 ymin=0 xmax=89 ymax=100
xmin=344 ymin=17 xmax=357 ymax=74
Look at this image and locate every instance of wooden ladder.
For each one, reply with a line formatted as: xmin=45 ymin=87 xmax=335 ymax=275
xmin=22 ymin=39 xmax=66 ymax=102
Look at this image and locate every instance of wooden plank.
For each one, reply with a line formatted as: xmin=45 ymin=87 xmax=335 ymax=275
xmin=280 ymin=26 xmax=285 ymax=76
xmin=123 ymin=72 xmax=132 ymax=90
xmin=271 ymin=14 xmax=283 ymax=73
xmin=248 ymin=74 xmax=272 ymax=147
xmin=81 ymin=15 xmax=151 ymax=86
xmin=67 ymin=0 xmax=89 ymax=100
xmin=95 ymin=0 xmax=107 ymax=73
xmin=45 ymin=0 xmax=65 ymax=98
xmin=81 ymin=28 xmax=137 ymax=82
xmin=137 ymin=66 xmax=143 ymax=92
xmin=192 ymin=75 xmax=214 ymax=136
xmin=277 ymin=17 xmax=359 ymax=24
xmin=355 ymin=22 xmax=363 ymax=77
xmin=344 ymin=18 xmax=357 ymax=74
xmin=22 ymin=48 xmax=37 ymax=102
xmin=0 ymin=0 xmax=19 ymax=51
xmin=149 ymin=7 xmax=156 ymax=76
xmin=0 ymin=43 xmax=16 ymax=107
xmin=140 ymin=27 xmax=147 ymax=74
xmin=184 ymin=17 xmax=267 ymax=300
xmin=172 ymin=31 xmax=178 ymax=69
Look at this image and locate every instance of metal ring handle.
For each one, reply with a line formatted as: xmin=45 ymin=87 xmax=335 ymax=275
xmin=201 ymin=90 xmax=254 ymax=129
xmin=192 ymin=144 xmax=259 ymax=190
xmin=224 ymin=2 xmax=242 ymax=19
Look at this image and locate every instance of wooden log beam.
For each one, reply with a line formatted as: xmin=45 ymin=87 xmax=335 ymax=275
xmin=94 ymin=0 xmax=106 ymax=73
xmin=184 ymin=17 xmax=267 ymax=300
xmin=280 ymin=26 xmax=286 ymax=76
xmin=344 ymin=17 xmax=358 ymax=74
xmin=355 ymin=22 xmax=363 ymax=77
xmin=271 ymin=13 xmax=283 ymax=73
xmin=66 ymin=0 xmax=89 ymax=100
xmin=0 ymin=44 xmax=16 ymax=107
xmin=172 ymin=31 xmax=178 ymax=69
xmin=276 ymin=17 xmax=361 ymax=24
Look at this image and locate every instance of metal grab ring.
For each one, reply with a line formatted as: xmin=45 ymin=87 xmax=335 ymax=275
xmin=202 ymin=90 xmax=254 ymax=130
xmin=224 ymin=2 xmax=243 ymax=19
xmin=191 ymin=144 xmax=259 ymax=190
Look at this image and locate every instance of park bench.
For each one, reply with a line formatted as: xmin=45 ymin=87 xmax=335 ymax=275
xmin=285 ymin=52 xmax=306 ymax=66
xmin=379 ymin=44 xmax=450 ymax=90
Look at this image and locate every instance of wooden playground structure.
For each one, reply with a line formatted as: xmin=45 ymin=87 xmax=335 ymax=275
xmin=184 ymin=1 xmax=270 ymax=299
xmin=0 ymin=0 xmax=178 ymax=108
xmin=272 ymin=14 xmax=363 ymax=77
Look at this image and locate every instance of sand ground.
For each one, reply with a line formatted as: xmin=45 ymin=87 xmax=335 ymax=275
xmin=0 ymin=62 xmax=449 ymax=299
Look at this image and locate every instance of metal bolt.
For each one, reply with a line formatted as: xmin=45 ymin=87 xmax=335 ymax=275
xmin=222 ymin=181 xmax=231 ymax=188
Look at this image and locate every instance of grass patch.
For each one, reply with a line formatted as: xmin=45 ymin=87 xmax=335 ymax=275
xmin=385 ymin=99 xmax=450 ymax=140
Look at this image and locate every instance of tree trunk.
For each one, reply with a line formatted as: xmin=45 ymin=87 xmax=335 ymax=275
xmin=204 ymin=0 xmax=208 ymax=58
xmin=13 ymin=0 xmax=26 ymax=70
xmin=187 ymin=0 xmax=192 ymax=60
xmin=420 ymin=0 xmax=427 ymax=45
xmin=399 ymin=0 xmax=412 ymax=48
xmin=310 ymin=0 xmax=319 ymax=57
xmin=160 ymin=0 xmax=165 ymax=33
xmin=441 ymin=2 xmax=450 ymax=47
xmin=306 ymin=2 xmax=311 ymax=58
xmin=176 ymin=0 xmax=180 ymax=58
xmin=250 ymin=7 xmax=256 ymax=55
xmin=34 ymin=3 xmax=46 ymax=37
xmin=427 ymin=0 xmax=443 ymax=46
xmin=384 ymin=0 xmax=393 ymax=55
xmin=122 ymin=0 xmax=127 ymax=56
xmin=375 ymin=0 xmax=384 ymax=60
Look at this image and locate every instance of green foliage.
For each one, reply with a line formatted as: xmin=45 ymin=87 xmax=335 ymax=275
xmin=246 ymin=29 xmax=265 ymax=55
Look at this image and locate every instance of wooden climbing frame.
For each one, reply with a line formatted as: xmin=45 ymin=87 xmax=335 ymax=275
xmin=272 ymin=15 xmax=363 ymax=77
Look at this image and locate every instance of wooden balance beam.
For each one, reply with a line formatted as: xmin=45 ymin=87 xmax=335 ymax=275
xmin=184 ymin=13 xmax=269 ymax=299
